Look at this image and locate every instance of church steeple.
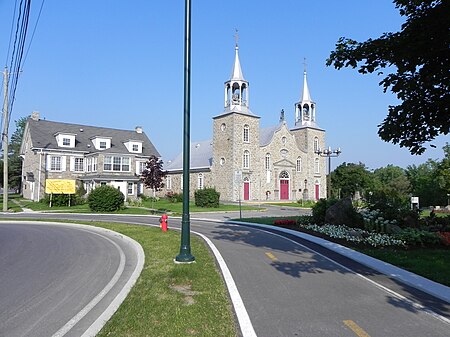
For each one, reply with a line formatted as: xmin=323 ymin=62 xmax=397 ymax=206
xmin=295 ymin=62 xmax=317 ymax=128
xmin=224 ymin=32 xmax=250 ymax=114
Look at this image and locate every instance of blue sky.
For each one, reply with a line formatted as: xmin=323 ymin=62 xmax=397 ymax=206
xmin=1 ymin=0 xmax=447 ymax=170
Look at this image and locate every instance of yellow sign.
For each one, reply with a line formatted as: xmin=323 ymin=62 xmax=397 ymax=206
xmin=45 ymin=179 xmax=76 ymax=194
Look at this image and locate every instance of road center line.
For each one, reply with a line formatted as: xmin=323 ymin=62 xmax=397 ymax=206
xmin=265 ymin=252 xmax=278 ymax=261
xmin=343 ymin=320 xmax=372 ymax=337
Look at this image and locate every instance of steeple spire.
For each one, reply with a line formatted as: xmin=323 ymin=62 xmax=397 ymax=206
xmin=301 ymin=59 xmax=312 ymax=102
xmin=230 ymin=29 xmax=245 ymax=81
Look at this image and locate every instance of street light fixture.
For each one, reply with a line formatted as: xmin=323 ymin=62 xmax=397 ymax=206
xmin=315 ymin=146 xmax=341 ymax=199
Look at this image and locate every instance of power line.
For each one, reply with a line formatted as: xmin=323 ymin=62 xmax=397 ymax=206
xmin=23 ymin=0 xmax=46 ymax=67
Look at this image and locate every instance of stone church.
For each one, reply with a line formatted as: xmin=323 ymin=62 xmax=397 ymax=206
xmin=162 ymin=43 xmax=327 ymax=202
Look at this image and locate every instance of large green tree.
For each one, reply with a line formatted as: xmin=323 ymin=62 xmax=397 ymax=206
xmin=327 ymin=0 xmax=449 ymax=154
xmin=406 ymin=160 xmax=443 ymax=207
xmin=371 ymin=165 xmax=411 ymax=208
xmin=8 ymin=116 xmax=28 ymax=191
xmin=330 ymin=162 xmax=371 ymax=198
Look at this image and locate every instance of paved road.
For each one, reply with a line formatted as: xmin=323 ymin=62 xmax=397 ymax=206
xmin=2 ymin=212 xmax=449 ymax=336
xmin=0 ymin=221 xmax=142 ymax=337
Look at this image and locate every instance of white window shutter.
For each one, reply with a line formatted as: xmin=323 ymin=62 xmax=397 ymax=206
xmin=46 ymin=155 xmax=51 ymax=171
xmin=61 ymin=156 xmax=67 ymax=171
xmin=70 ymin=157 xmax=75 ymax=171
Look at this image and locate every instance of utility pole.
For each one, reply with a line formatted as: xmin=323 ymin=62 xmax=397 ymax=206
xmin=2 ymin=66 xmax=9 ymax=212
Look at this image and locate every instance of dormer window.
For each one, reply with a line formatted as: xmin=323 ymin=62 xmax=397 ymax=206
xmin=91 ymin=137 xmax=112 ymax=150
xmin=55 ymin=133 xmax=76 ymax=148
xmin=124 ymin=140 xmax=142 ymax=153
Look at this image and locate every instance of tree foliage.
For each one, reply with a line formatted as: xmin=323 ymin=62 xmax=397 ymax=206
xmin=327 ymin=0 xmax=449 ymax=154
xmin=88 ymin=185 xmax=125 ymax=212
xmin=140 ymin=155 xmax=167 ymax=191
xmin=330 ymin=162 xmax=371 ymax=198
xmin=8 ymin=116 xmax=28 ymax=190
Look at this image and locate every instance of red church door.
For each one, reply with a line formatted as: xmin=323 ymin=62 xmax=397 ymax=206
xmin=280 ymin=180 xmax=289 ymax=200
xmin=315 ymin=184 xmax=320 ymax=200
xmin=243 ymin=181 xmax=250 ymax=200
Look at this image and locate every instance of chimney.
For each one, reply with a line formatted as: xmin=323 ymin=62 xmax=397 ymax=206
xmin=31 ymin=111 xmax=40 ymax=121
xmin=135 ymin=126 xmax=143 ymax=134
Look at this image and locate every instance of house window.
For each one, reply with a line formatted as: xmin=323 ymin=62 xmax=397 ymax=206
xmin=265 ymin=153 xmax=270 ymax=170
xmin=132 ymin=144 xmax=139 ymax=152
xmin=197 ymin=173 xmax=204 ymax=189
xmin=50 ymin=156 xmax=62 ymax=171
xmin=74 ymin=158 xmax=84 ymax=172
xmin=243 ymin=124 xmax=249 ymax=142
xmin=104 ymin=156 xmax=130 ymax=172
xmin=166 ymin=176 xmax=172 ymax=189
xmin=296 ymin=157 xmax=302 ymax=172
xmin=100 ymin=141 xmax=107 ymax=149
xmin=62 ymin=138 xmax=70 ymax=146
xmin=139 ymin=161 xmax=146 ymax=174
xmin=315 ymin=158 xmax=320 ymax=174
xmin=104 ymin=156 xmax=112 ymax=171
xmin=93 ymin=157 xmax=97 ymax=172
xmin=243 ymin=150 xmax=250 ymax=169
xmin=87 ymin=158 xmax=92 ymax=172
xmin=127 ymin=182 xmax=134 ymax=195
xmin=314 ymin=137 xmax=319 ymax=153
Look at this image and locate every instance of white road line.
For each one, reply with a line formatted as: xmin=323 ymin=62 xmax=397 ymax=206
xmin=52 ymin=229 xmax=126 ymax=337
xmin=193 ymin=230 xmax=258 ymax=337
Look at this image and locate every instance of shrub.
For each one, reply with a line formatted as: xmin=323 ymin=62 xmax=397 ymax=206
xmin=395 ymin=228 xmax=441 ymax=247
xmin=166 ymin=191 xmax=183 ymax=203
xmin=194 ymin=188 xmax=220 ymax=208
xmin=88 ymin=185 xmax=125 ymax=212
xmin=311 ymin=198 xmax=338 ymax=225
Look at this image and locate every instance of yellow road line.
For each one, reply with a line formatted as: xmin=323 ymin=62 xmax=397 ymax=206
xmin=265 ymin=252 xmax=278 ymax=261
xmin=343 ymin=320 xmax=371 ymax=337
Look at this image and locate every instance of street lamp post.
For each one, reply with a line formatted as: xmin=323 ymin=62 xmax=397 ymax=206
xmin=315 ymin=146 xmax=341 ymax=199
xmin=175 ymin=0 xmax=195 ymax=263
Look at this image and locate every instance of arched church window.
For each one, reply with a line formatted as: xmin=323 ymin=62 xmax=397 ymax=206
xmin=243 ymin=124 xmax=249 ymax=142
xmin=281 ymin=136 xmax=287 ymax=144
xmin=314 ymin=137 xmax=319 ymax=153
xmin=280 ymin=149 xmax=288 ymax=158
xmin=296 ymin=157 xmax=302 ymax=172
xmin=265 ymin=153 xmax=270 ymax=170
xmin=315 ymin=158 xmax=320 ymax=174
xmin=243 ymin=150 xmax=250 ymax=169
xmin=279 ymin=171 xmax=289 ymax=179
xmin=220 ymin=123 xmax=226 ymax=132
xmin=197 ymin=173 xmax=204 ymax=189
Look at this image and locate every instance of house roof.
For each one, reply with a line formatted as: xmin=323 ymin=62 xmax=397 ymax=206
xmin=25 ymin=118 xmax=160 ymax=157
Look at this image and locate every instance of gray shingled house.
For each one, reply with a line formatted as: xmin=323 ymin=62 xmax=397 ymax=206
xmin=20 ymin=112 xmax=160 ymax=201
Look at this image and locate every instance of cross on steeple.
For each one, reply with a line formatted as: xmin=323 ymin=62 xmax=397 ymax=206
xmin=234 ymin=29 xmax=239 ymax=47
xmin=303 ymin=57 xmax=307 ymax=73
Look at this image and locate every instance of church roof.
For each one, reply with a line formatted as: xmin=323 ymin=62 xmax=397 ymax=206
xmin=260 ymin=124 xmax=282 ymax=146
xmin=165 ymin=139 xmax=213 ymax=171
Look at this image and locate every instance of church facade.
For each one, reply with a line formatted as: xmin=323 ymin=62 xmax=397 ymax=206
xmin=161 ymin=43 xmax=327 ymax=202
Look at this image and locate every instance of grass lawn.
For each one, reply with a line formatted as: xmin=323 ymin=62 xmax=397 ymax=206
xmin=267 ymin=201 xmax=314 ymax=208
xmin=238 ymin=216 xmax=450 ymax=287
xmin=18 ymin=198 xmax=259 ymax=215
xmin=357 ymin=247 xmax=450 ymax=287
xmin=1 ymin=218 xmax=238 ymax=337
xmin=93 ymin=222 xmax=237 ymax=337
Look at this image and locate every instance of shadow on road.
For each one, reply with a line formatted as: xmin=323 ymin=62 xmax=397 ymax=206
xmin=211 ymin=223 xmax=450 ymax=320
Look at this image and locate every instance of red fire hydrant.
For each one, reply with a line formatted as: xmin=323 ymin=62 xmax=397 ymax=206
xmin=160 ymin=214 xmax=168 ymax=232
